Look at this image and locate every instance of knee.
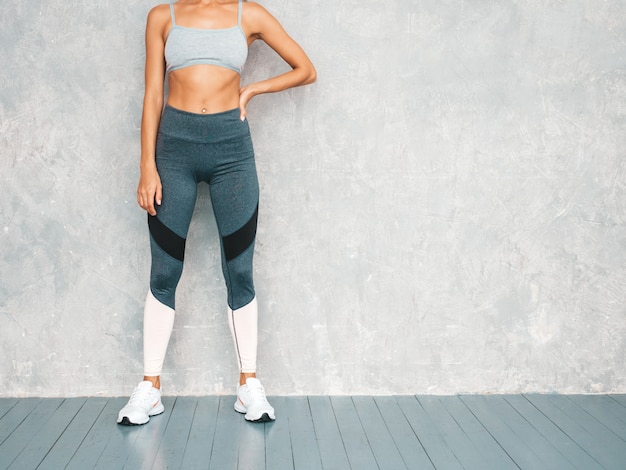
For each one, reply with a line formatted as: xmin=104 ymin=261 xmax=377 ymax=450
xmin=150 ymin=264 xmax=182 ymax=310
xmin=228 ymin=276 xmax=255 ymax=310
xmin=150 ymin=287 xmax=176 ymax=311
xmin=225 ymin=255 xmax=255 ymax=310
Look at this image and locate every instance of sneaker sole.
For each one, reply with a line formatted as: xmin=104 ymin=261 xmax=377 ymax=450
xmin=248 ymin=412 xmax=274 ymax=423
xmin=117 ymin=409 xmax=164 ymax=426
xmin=118 ymin=416 xmax=147 ymax=426
xmin=235 ymin=403 xmax=275 ymax=422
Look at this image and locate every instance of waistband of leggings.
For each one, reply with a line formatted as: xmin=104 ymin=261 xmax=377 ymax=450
xmin=159 ymin=105 xmax=249 ymax=142
xmin=163 ymin=104 xmax=241 ymax=119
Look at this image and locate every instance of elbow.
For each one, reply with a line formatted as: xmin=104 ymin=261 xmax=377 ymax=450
xmin=143 ymin=91 xmax=163 ymax=110
xmin=292 ymin=60 xmax=316 ymax=86
xmin=305 ymin=65 xmax=317 ymax=85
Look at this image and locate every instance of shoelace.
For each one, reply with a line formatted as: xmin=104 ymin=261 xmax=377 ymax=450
xmin=128 ymin=386 xmax=155 ymax=408
xmin=247 ymin=382 xmax=268 ymax=403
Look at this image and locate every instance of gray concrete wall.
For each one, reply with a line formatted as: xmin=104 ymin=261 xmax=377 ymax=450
xmin=1 ymin=0 xmax=625 ymax=397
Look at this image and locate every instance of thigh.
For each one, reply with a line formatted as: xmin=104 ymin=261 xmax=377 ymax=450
xmin=209 ymin=158 xmax=259 ymax=309
xmin=148 ymin=140 xmax=199 ymax=308
xmin=154 ymin=138 xmax=199 ymax=240
xmin=209 ymin=158 xmax=259 ymax=243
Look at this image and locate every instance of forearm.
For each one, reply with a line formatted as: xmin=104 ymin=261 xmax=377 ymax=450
xmin=245 ymin=63 xmax=316 ymax=98
xmin=140 ymin=94 xmax=163 ymax=169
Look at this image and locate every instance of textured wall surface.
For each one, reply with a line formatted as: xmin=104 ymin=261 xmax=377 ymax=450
xmin=1 ymin=0 xmax=625 ymax=397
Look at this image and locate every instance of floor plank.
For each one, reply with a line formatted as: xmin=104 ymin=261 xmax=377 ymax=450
xmin=566 ymin=395 xmax=626 ymax=440
xmin=265 ymin=397 xmax=294 ymax=470
xmin=0 ymin=399 xmax=18 ymax=421
xmin=417 ymin=396 xmax=498 ymax=469
xmin=153 ymin=396 xmax=197 ymax=469
xmin=309 ymin=396 xmax=351 ymax=470
xmin=526 ymin=394 xmax=626 ymax=470
xmin=90 ymin=396 xmax=173 ymax=470
xmin=36 ymin=398 xmax=108 ymax=470
xmin=264 ymin=397 xmax=294 ymax=470
xmin=438 ymin=396 xmax=517 ymax=469
xmin=237 ymin=411 xmax=266 ymax=470
xmin=121 ymin=395 xmax=176 ymax=470
xmin=7 ymin=398 xmax=85 ymax=470
xmin=331 ymin=396 xmax=379 ymax=470
xmin=504 ymin=395 xmax=603 ymax=469
xmin=286 ymin=396 xmax=322 ymax=470
xmin=396 ymin=396 xmax=464 ymax=469
xmin=64 ymin=397 xmax=126 ymax=470
xmin=208 ymin=396 xmax=242 ymax=470
xmin=609 ymin=394 xmax=626 ymax=408
xmin=0 ymin=398 xmax=64 ymax=468
xmin=374 ymin=396 xmax=435 ymax=470
xmin=460 ymin=395 xmax=558 ymax=469
xmin=179 ymin=396 xmax=220 ymax=469
xmin=0 ymin=397 xmax=40 ymax=447
xmin=353 ymin=396 xmax=407 ymax=469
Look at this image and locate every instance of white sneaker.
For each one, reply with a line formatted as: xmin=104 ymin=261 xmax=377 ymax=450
xmin=117 ymin=381 xmax=164 ymax=425
xmin=234 ymin=378 xmax=276 ymax=422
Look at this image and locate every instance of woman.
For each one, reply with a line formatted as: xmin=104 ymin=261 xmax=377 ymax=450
xmin=117 ymin=0 xmax=316 ymax=425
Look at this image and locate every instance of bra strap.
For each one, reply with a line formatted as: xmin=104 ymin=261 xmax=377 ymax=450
xmin=237 ymin=0 xmax=242 ymax=26
xmin=169 ymin=2 xmax=176 ymax=26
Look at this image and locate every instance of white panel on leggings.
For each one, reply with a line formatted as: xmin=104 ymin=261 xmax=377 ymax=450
xmin=228 ymin=297 xmax=258 ymax=373
xmin=143 ymin=290 xmax=176 ymax=377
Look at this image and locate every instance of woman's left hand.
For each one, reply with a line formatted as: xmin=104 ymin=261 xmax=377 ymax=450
xmin=239 ymin=85 xmax=256 ymax=121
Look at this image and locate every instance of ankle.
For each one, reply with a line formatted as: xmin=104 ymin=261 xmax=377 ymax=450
xmin=239 ymin=372 xmax=256 ymax=386
xmin=143 ymin=375 xmax=161 ymax=390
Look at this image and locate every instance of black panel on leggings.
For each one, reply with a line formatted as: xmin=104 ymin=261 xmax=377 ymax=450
xmin=148 ymin=214 xmax=186 ymax=262
xmin=223 ymin=204 xmax=258 ymax=261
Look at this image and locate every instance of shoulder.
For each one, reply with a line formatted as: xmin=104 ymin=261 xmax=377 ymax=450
xmin=242 ymin=1 xmax=282 ymax=32
xmin=145 ymin=4 xmax=171 ymax=35
xmin=147 ymin=4 xmax=171 ymax=24
xmin=242 ymin=2 xmax=275 ymax=21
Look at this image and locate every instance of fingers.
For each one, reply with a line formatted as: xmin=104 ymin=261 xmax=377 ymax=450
xmin=137 ymin=190 xmax=155 ymax=216
xmin=137 ymin=167 xmax=162 ymax=215
xmin=155 ymin=184 xmax=162 ymax=208
xmin=146 ymin=187 xmax=160 ymax=216
xmin=137 ymin=182 xmax=162 ymax=216
xmin=239 ymin=86 xmax=251 ymax=121
xmin=147 ymin=183 xmax=162 ymax=216
xmin=239 ymin=96 xmax=247 ymax=121
xmin=146 ymin=198 xmax=157 ymax=217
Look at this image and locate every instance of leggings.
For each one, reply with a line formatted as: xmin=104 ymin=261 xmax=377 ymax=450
xmin=143 ymin=105 xmax=259 ymax=376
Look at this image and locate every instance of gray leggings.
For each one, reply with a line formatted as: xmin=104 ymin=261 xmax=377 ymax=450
xmin=148 ymin=105 xmax=259 ymax=311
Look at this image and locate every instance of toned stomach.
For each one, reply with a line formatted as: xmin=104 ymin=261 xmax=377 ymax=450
xmin=166 ymin=65 xmax=241 ymax=114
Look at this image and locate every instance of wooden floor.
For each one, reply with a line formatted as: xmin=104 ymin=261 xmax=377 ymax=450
xmin=0 ymin=395 xmax=625 ymax=469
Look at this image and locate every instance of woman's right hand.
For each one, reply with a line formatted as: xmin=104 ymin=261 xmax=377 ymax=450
xmin=137 ymin=165 xmax=162 ymax=216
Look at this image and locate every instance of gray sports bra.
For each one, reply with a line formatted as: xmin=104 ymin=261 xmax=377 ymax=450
xmin=164 ymin=0 xmax=248 ymax=75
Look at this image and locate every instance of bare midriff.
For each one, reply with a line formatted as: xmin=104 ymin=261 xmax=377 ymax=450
xmin=166 ymin=64 xmax=241 ymax=114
